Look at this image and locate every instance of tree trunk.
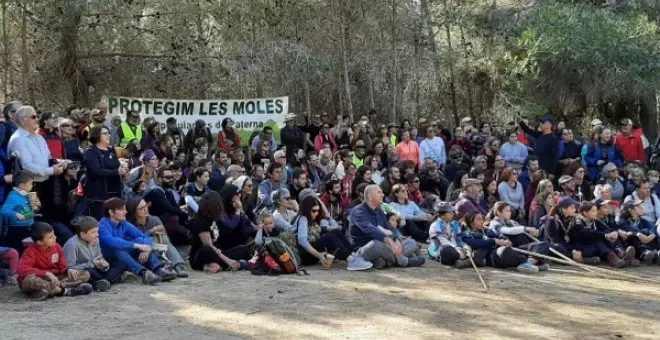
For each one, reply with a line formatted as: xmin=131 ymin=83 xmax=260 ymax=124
xmin=304 ymin=79 xmax=311 ymax=117
xmin=1 ymin=0 xmax=9 ymax=99
xmin=390 ymin=0 xmax=398 ymax=123
xmin=20 ymin=1 xmax=29 ymax=102
xmin=421 ymin=0 xmax=443 ymax=112
xmin=339 ymin=0 xmax=353 ymax=121
xmin=60 ymin=4 xmax=88 ymax=106
xmin=195 ymin=0 xmax=209 ymax=99
xmin=640 ymin=93 xmax=658 ymax=143
xmin=460 ymin=25 xmax=474 ymax=120
xmin=444 ymin=11 xmax=459 ymax=125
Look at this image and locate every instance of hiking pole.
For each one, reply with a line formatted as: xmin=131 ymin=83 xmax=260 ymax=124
xmin=524 ymin=233 xmax=659 ymax=283
xmin=512 ymin=247 xmax=660 ymax=283
xmin=466 ymin=249 xmax=488 ymax=292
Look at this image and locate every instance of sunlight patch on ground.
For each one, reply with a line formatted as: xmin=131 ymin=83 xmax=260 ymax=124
xmin=151 ymin=291 xmax=456 ymax=339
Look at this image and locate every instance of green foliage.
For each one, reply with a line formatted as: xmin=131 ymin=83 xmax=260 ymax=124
xmin=509 ymin=1 xmax=660 ymax=110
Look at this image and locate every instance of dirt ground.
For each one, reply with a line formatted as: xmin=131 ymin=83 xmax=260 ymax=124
xmin=1 ymin=259 xmax=659 ymax=340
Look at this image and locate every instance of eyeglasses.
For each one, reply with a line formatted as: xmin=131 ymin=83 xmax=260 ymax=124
xmin=413 ymin=179 xmax=420 ymax=183
xmin=29 ymin=115 xmax=37 ymax=120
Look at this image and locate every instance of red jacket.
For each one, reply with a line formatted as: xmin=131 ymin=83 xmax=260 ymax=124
xmin=615 ymin=131 xmax=645 ymax=162
xmin=217 ymin=130 xmax=241 ymax=151
xmin=314 ymin=133 xmax=338 ymax=153
xmin=18 ymin=243 xmax=67 ymax=288
xmin=39 ymin=128 xmax=64 ymax=159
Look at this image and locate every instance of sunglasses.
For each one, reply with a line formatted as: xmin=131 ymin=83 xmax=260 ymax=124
xmin=30 ymin=115 xmax=37 ymax=120
xmin=163 ymin=176 xmax=174 ymax=180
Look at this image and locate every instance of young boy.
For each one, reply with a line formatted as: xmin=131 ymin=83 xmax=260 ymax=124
xmin=17 ymin=222 xmax=93 ymax=301
xmin=1 ymin=170 xmax=36 ymax=254
xmin=63 ymin=216 xmax=128 ymax=292
xmin=428 ymin=202 xmax=471 ymax=268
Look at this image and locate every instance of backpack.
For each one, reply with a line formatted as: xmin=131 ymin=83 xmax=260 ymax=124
xmin=261 ymin=236 xmax=307 ymax=275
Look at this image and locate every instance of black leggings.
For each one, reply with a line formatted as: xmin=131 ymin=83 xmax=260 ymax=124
xmin=299 ymin=230 xmax=353 ymax=265
xmin=573 ymin=242 xmax=613 ymax=258
xmin=5 ymin=227 xmax=32 ymax=255
xmin=189 ymin=245 xmax=252 ymax=271
xmin=401 ymin=220 xmax=430 ymax=243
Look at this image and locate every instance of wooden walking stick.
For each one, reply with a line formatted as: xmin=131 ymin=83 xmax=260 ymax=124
xmin=512 ymin=247 xmax=660 ymax=283
xmin=524 ymin=233 xmax=659 ymax=283
xmin=466 ymin=249 xmax=488 ymax=292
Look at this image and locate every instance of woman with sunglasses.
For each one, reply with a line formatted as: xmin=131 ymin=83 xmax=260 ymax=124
xmin=58 ymin=118 xmax=83 ymax=163
xmin=82 ymin=126 xmax=127 ymax=219
xmin=287 ymin=195 xmax=352 ymax=266
xmin=38 ymin=112 xmax=64 ymax=160
xmin=126 ymin=197 xmax=188 ymax=278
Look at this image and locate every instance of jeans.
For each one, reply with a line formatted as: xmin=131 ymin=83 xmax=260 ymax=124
xmin=88 ymin=263 xmax=128 ymax=283
xmin=102 ymin=248 xmax=161 ymax=274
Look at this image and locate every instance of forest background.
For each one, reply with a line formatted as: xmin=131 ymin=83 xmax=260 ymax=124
xmin=1 ymin=0 xmax=660 ymax=138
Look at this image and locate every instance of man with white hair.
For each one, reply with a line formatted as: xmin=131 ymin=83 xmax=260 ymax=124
xmin=349 ymin=184 xmax=425 ymax=270
xmin=8 ymin=106 xmax=65 ymax=183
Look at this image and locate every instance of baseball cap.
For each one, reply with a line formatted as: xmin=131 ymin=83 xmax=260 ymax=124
xmin=558 ymin=175 xmax=574 ymax=185
xmin=557 ymin=197 xmax=579 ymax=209
xmin=591 ymin=118 xmax=603 ymax=127
xmin=434 ymin=202 xmax=456 ymax=214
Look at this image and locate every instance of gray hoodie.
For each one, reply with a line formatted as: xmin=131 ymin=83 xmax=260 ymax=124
xmin=62 ymin=235 xmax=104 ymax=270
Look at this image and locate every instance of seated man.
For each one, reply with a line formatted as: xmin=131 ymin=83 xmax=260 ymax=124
xmin=349 ymin=184 xmax=426 ymax=270
xmin=63 ymin=216 xmax=129 ymax=291
xmin=98 ymin=198 xmax=177 ymax=285
xmin=17 ymin=222 xmax=92 ymax=301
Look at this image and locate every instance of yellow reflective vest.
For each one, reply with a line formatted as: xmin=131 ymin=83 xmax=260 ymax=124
xmin=119 ymin=122 xmax=143 ymax=147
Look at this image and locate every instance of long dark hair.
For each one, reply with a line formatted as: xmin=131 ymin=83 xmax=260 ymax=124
xmin=299 ymin=195 xmax=325 ymax=224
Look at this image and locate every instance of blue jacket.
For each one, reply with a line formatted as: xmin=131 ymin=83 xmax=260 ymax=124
xmin=349 ymin=203 xmax=388 ymax=250
xmin=617 ymin=217 xmax=654 ymax=236
xmin=0 ymin=189 xmax=34 ymax=227
xmin=98 ymin=217 xmax=152 ymax=253
xmin=585 ymin=142 xmax=623 ymax=181
xmin=462 ymin=228 xmax=499 ymax=249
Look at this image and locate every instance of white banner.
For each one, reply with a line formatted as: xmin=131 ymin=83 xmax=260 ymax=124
xmin=104 ymin=95 xmax=288 ymax=133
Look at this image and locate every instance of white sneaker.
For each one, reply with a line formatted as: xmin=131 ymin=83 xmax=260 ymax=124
xmin=346 ymin=254 xmax=373 ymax=271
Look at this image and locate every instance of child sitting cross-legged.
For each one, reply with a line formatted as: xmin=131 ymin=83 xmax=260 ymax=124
xmin=17 ymin=222 xmax=93 ymax=301
xmin=63 ymin=216 xmax=129 ymax=292
xmin=427 ymin=202 xmax=472 ymax=268
xmin=1 ymin=170 xmax=37 ymax=254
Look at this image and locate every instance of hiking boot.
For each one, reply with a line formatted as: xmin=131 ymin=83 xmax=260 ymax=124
xmin=537 ymin=263 xmax=550 ymax=271
xmin=582 ymin=257 xmax=601 ymax=265
xmin=454 ymin=259 xmax=470 ymax=269
xmin=93 ymin=279 xmax=111 ymax=292
xmin=607 ymin=252 xmax=625 ymax=268
xmin=346 ymin=254 xmax=373 ymax=271
xmin=174 ymin=264 xmax=189 ymax=278
xmin=622 ymin=247 xmax=636 ymax=266
xmin=141 ymin=270 xmax=162 ymax=285
xmin=31 ymin=289 xmax=49 ymax=301
xmin=155 ymin=267 xmax=177 ymax=281
xmin=64 ymin=283 xmax=93 ymax=297
xmin=640 ymin=250 xmax=656 ymax=265
xmin=516 ymin=262 xmax=539 ymax=274
xmin=406 ymin=256 xmax=426 ymax=268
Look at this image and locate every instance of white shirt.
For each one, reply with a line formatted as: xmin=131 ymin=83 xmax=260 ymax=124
xmin=8 ymin=127 xmax=53 ymax=182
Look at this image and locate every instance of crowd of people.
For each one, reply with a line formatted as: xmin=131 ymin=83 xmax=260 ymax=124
xmin=0 ymin=100 xmax=659 ymax=301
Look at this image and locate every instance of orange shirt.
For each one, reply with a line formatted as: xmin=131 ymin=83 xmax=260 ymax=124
xmin=395 ymin=141 xmax=420 ymax=167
